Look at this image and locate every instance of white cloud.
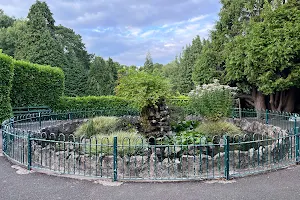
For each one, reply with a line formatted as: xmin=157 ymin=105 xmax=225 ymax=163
xmin=189 ymin=15 xmax=209 ymax=22
xmin=0 ymin=0 xmax=221 ymax=65
xmin=164 ymin=43 xmax=176 ymax=47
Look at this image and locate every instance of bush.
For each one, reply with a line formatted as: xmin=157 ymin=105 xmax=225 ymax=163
xmin=88 ymin=131 xmax=146 ymax=156
xmin=195 ymin=121 xmax=242 ymax=137
xmin=54 ymin=96 xmax=138 ymax=114
xmin=75 ymin=116 xmax=119 ymax=138
xmin=0 ymin=52 xmax=14 ymax=122
xmin=11 ymin=60 xmax=64 ymax=107
xmin=189 ymin=79 xmax=237 ymax=120
xmin=171 ymin=120 xmax=200 ymax=133
xmin=116 ymin=70 xmax=171 ymax=110
xmin=168 ymin=96 xmax=190 ymax=109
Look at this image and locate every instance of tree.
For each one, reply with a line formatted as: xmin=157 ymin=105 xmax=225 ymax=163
xmin=106 ymin=57 xmax=118 ymax=92
xmin=143 ymin=51 xmax=154 ymax=73
xmin=15 ymin=1 xmax=66 ymax=68
xmin=225 ymin=0 xmax=300 ymax=112
xmin=161 ymin=59 xmax=179 ymax=92
xmin=177 ymin=45 xmax=194 ymax=94
xmin=0 ymin=20 xmax=27 ymax=57
xmin=116 ymin=70 xmax=172 ymax=137
xmin=55 ymin=25 xmax=91 ymax=96
xmin=0 ymin=9 xmax=15 ymax=28
xmin=87 ymin=56 xmax=114 ymax=96
xmin=192 ymin=41 xmax=222 ymax=85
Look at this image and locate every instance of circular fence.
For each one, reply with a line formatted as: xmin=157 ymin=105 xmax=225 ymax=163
xmin=1 ymin=109 xmax=300 ymax=181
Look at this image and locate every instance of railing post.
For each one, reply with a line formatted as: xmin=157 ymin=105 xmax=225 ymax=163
xmin=38 ymin=112 xmax=42 ymax=129
xmin=113 ymin=136 xmax=118 ymax=181
xmin=27 ymin=132 xmax=32 ymax=170
xmin=296 ymin=127 xmax=299 ymax=165
xmin=2 ymin=123 xmax=6 ymax=153
xmin=68 ymin=112 xmax=72 ymax=120
xmin=266 ymin=109 xmax=269 ymax=124
xmin=224 ymin=135 xmax=230 ymax=180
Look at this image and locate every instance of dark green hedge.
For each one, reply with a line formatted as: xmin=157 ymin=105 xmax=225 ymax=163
xmin=55 ymin=96 xmax=137 ymax=113
xmin=0 ymin=53 xmax=14 ymax=122
xmin=11 ymin=60 xmax=64 ymax=107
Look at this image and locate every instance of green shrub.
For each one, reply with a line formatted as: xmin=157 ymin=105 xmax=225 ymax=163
xmin=195 ymin=121 xmax=242 ymax=137
xmin=168 ymin=96 xmax=190 ymax=110
xmin=171 ymin=120 xmax=200 ymax=133
xmin=54 ymin=96 xmax=137 ymax=114
xmin=116 ymin=70 xmax=171 ymax=110
xmin=0 ymin=52 xmax=14 ymax=122
xmin=189 ymin=79 xmax=237 ymax=121
xmin=75 ymin=116 xmax=119 ymax=138
xmin=87 ymin=131 xmax=146 ymax=156
xmin=11 ymin=60 xmax=64 ymax=107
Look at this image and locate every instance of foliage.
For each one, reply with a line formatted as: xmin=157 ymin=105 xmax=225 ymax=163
xmin=171 ymin=120 xmax=199 ymax=133
xmin=0 ymin=52 xmax=13 ymax=122
xmin=11 ymin=60 xmax=64 ymax=107
xmin=15 ymin=1 xmax=66 ymax=69
xmin=75 ymin=116 xmax=119 ymax=138
xmin=168 ymin=96 xmax=190 ymax=109
xmin=225 ymin=1 xmax=300 ymax=95
xmin=0 ymin=9 xmax=15 ymax=28
xmin=162 ymin=59 xmax=181 ymax=92
xmin=143 ymin=51 xmax=154 ymax=73
xmin=55 ymin=96 xmax=137 ymax=113
xmin=0 ymin=20 xmax=27 ymax=57
xmin=195 ymin=121 xmax=242 ymax=137
xmin=192 ymin=41 xmax=222 ymax=85
xmin=55 ymin=25 xmax=91 ymax=97
xmin=172 ymin=131 xmax=207 ymax=146
xmin=116 ymin=70 xmax=172 ymax=110
xmin=88 ymin=131 xmax=146 ymax=156
xmin=87 ymin=56 xmax=115 ymax=96
xmin=189 ymin=80 xmax=237 ymax=120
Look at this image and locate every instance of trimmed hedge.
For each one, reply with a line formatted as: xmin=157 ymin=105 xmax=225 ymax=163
xmin=11 ymin=60 xmax=64 ymax=107
xmin=55 ymin=96 xmax=137 ymax=112
xmin=0 ymin=53 xmax=14 ymax=122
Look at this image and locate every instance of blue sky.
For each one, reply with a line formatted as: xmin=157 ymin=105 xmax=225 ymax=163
xmin=1 ymin=0 xmax=221 ymax=66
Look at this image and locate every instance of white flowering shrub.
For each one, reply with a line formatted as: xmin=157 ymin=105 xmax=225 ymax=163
xmin=188 ymin=79 xmax=237 ymax=120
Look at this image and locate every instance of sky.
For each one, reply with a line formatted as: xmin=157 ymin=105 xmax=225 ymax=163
xmin=0 ymin=0 xmax=221 ymax=66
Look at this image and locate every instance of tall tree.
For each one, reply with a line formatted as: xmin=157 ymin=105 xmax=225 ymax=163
xmin=143 ymin=51 xmax=154 ymax=73
xmin=177 ymin=45 xmax=194 ymax=93
xmin=87 ymin=56 xmax=114 ymax=96
xmin=55 ymin=25 xmax=91 ymax=96
xmin=0 ymin=19 xmax=27 ymax=57
xmin=162 ymin=59 xmax=181 ymax=92
xmin=226 ymin=0 xmax=300 ymax=112
xmin=0 ymin=9 xmax=15 ymax=28
xmin=106 ymin=57 xmax=118 ymax=93
xmin=192 ymin=41 xmax=222 ymax=85
xmin=15 ymin=1 xmax=66 ymax=68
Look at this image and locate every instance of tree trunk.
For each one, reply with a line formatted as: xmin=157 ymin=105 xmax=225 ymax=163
xmin=269 ymin=88 xmax=296 ymax=113
xmin=252 ymin=88 xmax=266 ymax=119
xmin=252 ymin=88 xmax=266 ymax=111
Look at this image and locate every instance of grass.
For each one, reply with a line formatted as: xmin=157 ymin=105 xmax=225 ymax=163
xmin=195 ymin=120 xmax=242 ymax=137
xmin=75 ymin=116 xmax=119 ymax=138
xmin=82 ymin=131 xmax=147 ymax=156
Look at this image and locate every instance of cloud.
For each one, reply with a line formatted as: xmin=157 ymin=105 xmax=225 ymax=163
xmin=0 ymin=0 xmax=221 ymax=66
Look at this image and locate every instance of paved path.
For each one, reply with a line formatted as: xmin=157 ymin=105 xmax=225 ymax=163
xmin=0 ymin=154 xmax=300 ymax=200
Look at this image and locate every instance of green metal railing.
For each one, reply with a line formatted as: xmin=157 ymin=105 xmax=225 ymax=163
xmin=1 ymin=108 xmax=300 ymax=181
